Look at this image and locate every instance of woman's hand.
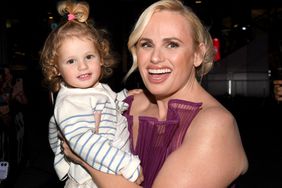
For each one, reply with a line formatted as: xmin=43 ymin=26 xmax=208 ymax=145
xmin=58 ymin=133 xmax=83 ymax=165
xmin=127 ymin=89 xmax=143 ymax=96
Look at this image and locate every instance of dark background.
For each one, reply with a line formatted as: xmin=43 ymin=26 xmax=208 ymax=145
xmin=0 ymin=0 xmax=282 ymax=187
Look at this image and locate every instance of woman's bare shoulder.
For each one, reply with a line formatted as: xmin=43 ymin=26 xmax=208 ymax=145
xmin=188 ymin=102 xmax=241 ymax=153
xmin=195 ymin=103 xmax=235 ymax=130
xmin=187 ymin=103 xmax=248 ymax=173
xmin=153 ymin=102 xmax=248 ymax=187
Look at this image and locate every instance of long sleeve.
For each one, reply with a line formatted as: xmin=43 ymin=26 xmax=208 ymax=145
xmin=54 ymin=89 xmax=141 ymax=183
xmin=48 ymin=115 xmax=70 ymax=181
xmin=48 ymin=115 xmax=58 ymax=154
xmin=116 ymin=88 xmax=130 ymax=112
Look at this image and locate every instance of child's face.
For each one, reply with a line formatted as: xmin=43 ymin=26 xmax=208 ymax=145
xmin=57 ymin=37 xmax=102 ymax=89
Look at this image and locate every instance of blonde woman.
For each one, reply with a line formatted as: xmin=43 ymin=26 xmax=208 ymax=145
xmin=62 ymin=0 xmax=248 ymax=187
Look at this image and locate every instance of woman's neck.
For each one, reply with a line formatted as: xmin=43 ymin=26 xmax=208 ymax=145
xmin=154 ymin=80 xmax=202 ymax=120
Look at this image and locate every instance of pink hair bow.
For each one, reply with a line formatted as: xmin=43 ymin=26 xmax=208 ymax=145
xmin=68 ymin=13 xmax=75 ymax=21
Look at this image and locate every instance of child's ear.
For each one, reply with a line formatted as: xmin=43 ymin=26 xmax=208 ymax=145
xmin=53 ymin=65 xmax=61 ymax=76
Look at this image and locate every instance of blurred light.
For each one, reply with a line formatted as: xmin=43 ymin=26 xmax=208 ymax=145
xmin=15 ymin=51 xmax=26 ymax=56
xmin=242 ymin=26 xmax=247 ymax=30
xmin=213 ymin=38 xmax=221 ymax=61
xmin=6 ymin=20 xmax=12 ymax=29
xmin=195 ymin=0 xmax=202 ymax=4
xmin=228 ymin=80 xmax=232 ymax=95
xmin=268 ymin=70 xmax=271 ymax=77
xmin=48 ymin=12 xmax=54 ymax=20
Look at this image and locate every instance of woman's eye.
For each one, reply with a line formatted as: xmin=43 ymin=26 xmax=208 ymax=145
xmin=168 ymin=42 xmax=179 ymax=48
xmin=140 ymin=42 xmax=152 ymax=48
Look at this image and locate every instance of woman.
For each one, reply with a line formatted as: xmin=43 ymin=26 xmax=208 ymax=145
xmin=61 ymin=0 xmax=248 ymax=187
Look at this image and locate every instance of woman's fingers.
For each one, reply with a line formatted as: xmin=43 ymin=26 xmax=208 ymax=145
xmin=60 ymin=140 xmax=64 ymax=154
xmin=57 ymin=134 xmax=83 ymax=165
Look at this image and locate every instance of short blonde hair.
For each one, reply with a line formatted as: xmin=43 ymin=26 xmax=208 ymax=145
xmin=124 ymin=0 xmax=215 ymax=81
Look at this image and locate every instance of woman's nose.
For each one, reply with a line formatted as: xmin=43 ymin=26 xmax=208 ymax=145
xmin=151 ymin=48 xmax=164 ymax=64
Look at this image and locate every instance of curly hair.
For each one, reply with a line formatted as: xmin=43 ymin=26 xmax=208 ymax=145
xmin=40 ymin=0 xmax=117 ymax=92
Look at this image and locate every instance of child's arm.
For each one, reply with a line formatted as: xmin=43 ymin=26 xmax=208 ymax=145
xmin=49 ymin=115 xmax=70 ymax=181
xmin=60 ymin=136 xmax=144 ymax=186
xmin=48 ymin=115 xmax=59 ymax=154
xmin=55 ymin=95 xmax=142 ymax=182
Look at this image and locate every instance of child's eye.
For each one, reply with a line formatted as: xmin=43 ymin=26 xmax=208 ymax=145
xmin=86 ymin=55 xmax=95 ymax=60
xmin=67 ymin=59 xmax=75 ymax=64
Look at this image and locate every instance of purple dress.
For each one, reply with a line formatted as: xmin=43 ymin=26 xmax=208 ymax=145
xmin=123 ymin=96 xmax=202 ymax=188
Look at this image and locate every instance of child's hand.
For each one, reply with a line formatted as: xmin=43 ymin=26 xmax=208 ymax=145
xmin=134 ymin=167 xmax=144 ymax=185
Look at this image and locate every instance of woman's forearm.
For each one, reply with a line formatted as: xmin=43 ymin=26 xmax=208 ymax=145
xmin=81 ymin=159 xmax=142 ymax=188
xmin=61 ymin=130 xmax=142 ymax=187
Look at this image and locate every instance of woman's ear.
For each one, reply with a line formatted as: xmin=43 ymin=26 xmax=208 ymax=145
xmin=193 ymin=43 xmax=206 ymax=67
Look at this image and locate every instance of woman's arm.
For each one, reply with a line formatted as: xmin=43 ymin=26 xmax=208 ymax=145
xmin=61 ymin=139 xmax=142 ymax=188
xmin=152 ymin=106 xmax=248 ymax=188
xmin=62 ymin=94 xmax=248 ymax=188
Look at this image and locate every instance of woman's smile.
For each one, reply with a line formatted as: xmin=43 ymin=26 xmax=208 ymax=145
xmin=147 ymin=68 xmax=171 ymax=83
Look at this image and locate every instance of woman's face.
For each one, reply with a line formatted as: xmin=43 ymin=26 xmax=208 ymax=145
xmin=136 ymin=10 xmax=201 ymax=98
xmin=57 ymin=37 xmax=102 ymax=89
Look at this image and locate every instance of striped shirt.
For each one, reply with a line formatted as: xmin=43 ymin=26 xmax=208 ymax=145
xmin=49 ymin=83 xmax=141 ymax=185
